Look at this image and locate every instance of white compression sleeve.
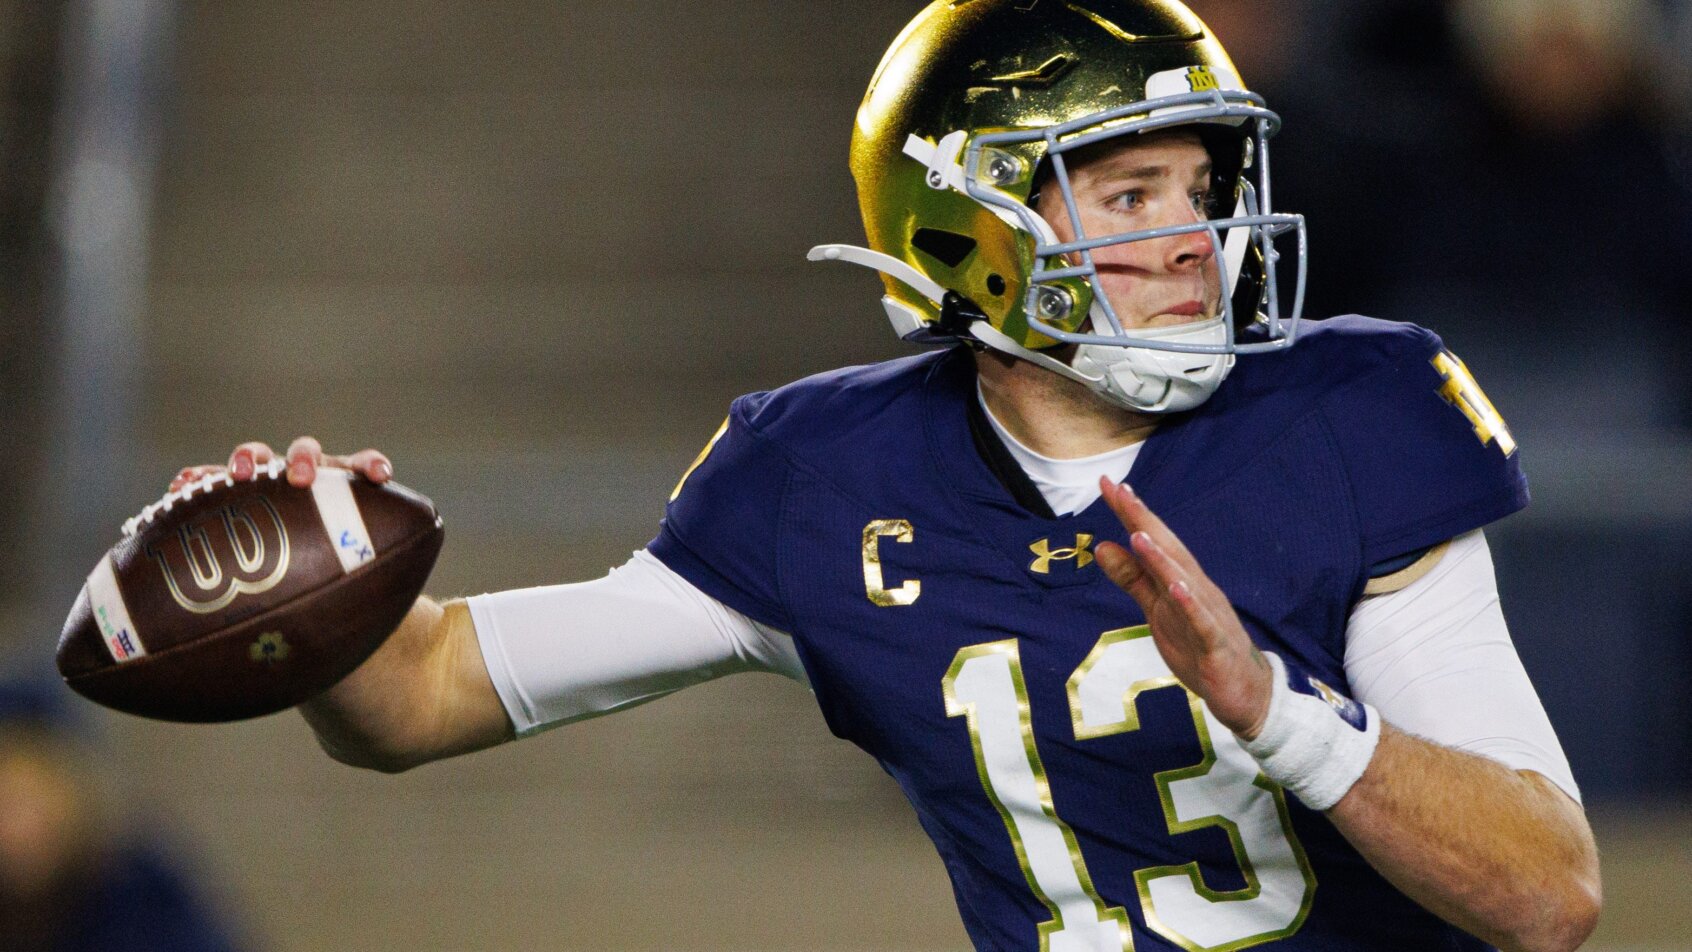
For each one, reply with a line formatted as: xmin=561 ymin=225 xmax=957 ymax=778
xmin=467 ymin=550 xmax=806 ymax=737
xmin=1345 ymin=530 xmax=1581 ymax=802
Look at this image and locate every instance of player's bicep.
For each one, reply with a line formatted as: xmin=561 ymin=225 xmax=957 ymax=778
xmin=1344 ymin=530 xmax=1581 ymax=803
xmin=466 ymin=550 xmax=787 ymax=737
xmin=299 ymin=596 xmax=512 ymax=772
xmin=430 ymin=599 xmax=518 ymax=756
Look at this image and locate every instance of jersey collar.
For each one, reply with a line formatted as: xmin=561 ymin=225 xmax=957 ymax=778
xmin=922 ymin=348 xmax=1197 ymax=586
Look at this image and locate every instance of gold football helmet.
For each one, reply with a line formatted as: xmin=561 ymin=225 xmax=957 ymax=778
xmin=810 ymin=0 xmax=1307 ymax=412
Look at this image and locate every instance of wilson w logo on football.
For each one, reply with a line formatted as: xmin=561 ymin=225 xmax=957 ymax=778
xmin=63 ymin=463 xmax=441 ymax=722
xmin=146 ymin=497 xmax=292 ymax=615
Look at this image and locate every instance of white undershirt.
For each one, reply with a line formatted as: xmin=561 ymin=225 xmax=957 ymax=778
xmin=468 ymin=403 xmax=1581 ymax=803
xmin=977 ymin=383 xmax=1143 ymax=516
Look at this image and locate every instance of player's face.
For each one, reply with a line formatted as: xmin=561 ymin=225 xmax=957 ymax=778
xmin=1033 ymin=130 xmax=1222 ymax=331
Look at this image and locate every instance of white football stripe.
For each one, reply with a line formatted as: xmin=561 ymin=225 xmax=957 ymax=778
xmin=310 ymin=470 xmax=378 ymax=573
xmin=87 ymin=554 xmax=146 ymax=662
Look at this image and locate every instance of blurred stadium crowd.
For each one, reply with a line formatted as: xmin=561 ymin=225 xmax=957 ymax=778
xmin=1 ymin=1 xmax=1689 ymax=949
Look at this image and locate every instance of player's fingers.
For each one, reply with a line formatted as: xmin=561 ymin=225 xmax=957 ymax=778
xmin=1100 ymin=477 xmax=1162 ymax=540
xmin=228 ymin=442 xmax=276 ymax=481
xmin=1094 ymin=540 xmax=1140 ymax=587
xmin=1100 ymin=480 xmax=1203 ymax=575
xmin=285 ymin=436 xmax=324 ymax=487
xmin=1127 ymin=531 xmax=1190 ymax=605
xmin=169 ymin=464 xmax=222 ymax=493
xmin=317 ymin=449 xmax=383 ymax=479
xmin=341 ymin=448 xmax=393 ymax=483
xmin=1131 ymin=532 xmax=1225 ymax=641
xmin=1165 ymin=578 xmax=1221 ymax=638
xmin=1113 ymin=483 xmax=1189 ymax=563
xmin=1094 ymin=540 xmax=1162 ymax=609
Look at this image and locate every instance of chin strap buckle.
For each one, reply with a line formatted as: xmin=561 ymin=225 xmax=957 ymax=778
xmin=938 ymin=292 xmax=988 ymax=347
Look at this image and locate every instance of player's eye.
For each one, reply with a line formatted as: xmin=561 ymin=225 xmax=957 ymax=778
xmin=1191 ymin=188 xmax=1217 ymax=218
xmin=1107 ymin=190 xmax=1144 ymax=213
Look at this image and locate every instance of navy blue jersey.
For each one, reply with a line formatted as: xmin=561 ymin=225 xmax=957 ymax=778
xmin=649 ymin=315 xmax=1526 ymax=951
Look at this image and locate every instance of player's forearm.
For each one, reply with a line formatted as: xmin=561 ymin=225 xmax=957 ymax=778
xmin=1326 ymin=724 xmax=1601 ymax=952
xmin=299 ymin=597 xmax=513 ymax=772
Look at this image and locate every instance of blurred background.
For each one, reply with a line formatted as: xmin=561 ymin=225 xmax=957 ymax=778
xmin=1 ymin=0 xmax=1688 ymax=949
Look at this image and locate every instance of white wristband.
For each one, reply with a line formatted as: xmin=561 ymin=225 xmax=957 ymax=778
xmin=1237 ymin=652 xmax=1382 ymax=811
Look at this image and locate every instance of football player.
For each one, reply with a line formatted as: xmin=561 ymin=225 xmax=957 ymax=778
xmin=174 ymin=1 xmax=1600 ymax=949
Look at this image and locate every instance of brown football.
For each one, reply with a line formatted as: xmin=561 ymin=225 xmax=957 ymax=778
xmin=56 ymin=461 xmax=444 ymax=722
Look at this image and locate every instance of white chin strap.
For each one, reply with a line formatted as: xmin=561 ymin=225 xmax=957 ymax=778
xmin=972 ymin=309 xmax=1232 ymax=414
xmin=1071 ymin=311 xmax=1234 ymax=413
xmin=806 ymin=244 xmax=1233 ymax=414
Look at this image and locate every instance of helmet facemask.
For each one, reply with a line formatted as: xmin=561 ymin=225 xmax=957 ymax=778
xmin=960 ymin=82 xmax=1306 ymax=412
xmin=813 ymin=0 xmax=1309 ymax=414
xmin=970 ymin=80 xmax=1305 ymax=356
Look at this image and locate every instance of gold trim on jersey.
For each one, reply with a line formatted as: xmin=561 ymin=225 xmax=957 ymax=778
xmin=669 ymin=417 xmax=730 ymax=502
xmin=1362 ymin=539 xmax=1451 ymax=597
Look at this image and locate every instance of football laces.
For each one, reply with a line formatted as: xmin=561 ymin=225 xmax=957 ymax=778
xmin=122 ymin=458 xmax=288 ymax=537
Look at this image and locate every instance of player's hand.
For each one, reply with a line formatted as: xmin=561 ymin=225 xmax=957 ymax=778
xmin=168 ymin=437 xmax=393 ymax=492
xmin=1093 ymin=477 xmax=1274 ymax=740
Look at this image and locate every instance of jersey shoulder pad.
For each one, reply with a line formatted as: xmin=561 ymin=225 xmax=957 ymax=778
xmin=648 ymin=352 xmax=946 ymax=630
xmin=1291 ymin=314 xmax=1443 ymax=376
xmin=1308 ymin=316 xmax=1528 ymax=566
xmin=728 ymin=351 xmax=945 ymax=463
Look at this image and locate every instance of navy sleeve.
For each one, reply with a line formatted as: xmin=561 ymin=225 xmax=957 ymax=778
xmin=647 ymin=393 xmax=795 ymax=631
xmin=1322 ymin=328 xmax=1530 ymax=567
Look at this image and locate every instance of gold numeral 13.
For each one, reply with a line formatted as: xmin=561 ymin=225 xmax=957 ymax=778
xmin=942 ymin=627 xmax=1315 ymax=952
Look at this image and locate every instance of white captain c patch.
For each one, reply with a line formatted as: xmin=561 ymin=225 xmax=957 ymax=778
xmin=309 ymin=469 xmax=377 ymax=573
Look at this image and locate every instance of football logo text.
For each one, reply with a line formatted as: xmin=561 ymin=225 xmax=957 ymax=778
xmin=95 ymin=605 xmax=140 ymax=660
xmin=148 ymin=497 xmax=291 ymax=615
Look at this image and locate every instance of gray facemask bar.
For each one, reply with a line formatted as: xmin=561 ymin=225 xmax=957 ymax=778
xmin=965 ymin=88 xmax=1308 ymax=356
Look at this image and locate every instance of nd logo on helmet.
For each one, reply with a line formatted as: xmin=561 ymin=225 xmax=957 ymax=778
xmin=147 ymin=497 xmax=291 ymax=614
xmin=1185 ymin=65 xmax=1220 ymax=92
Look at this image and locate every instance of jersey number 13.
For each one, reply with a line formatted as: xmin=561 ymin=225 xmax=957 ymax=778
xmin=942 ymin=626 xmax=1316 ymax=952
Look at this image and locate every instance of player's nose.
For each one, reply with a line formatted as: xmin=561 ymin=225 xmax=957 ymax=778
xmin=1162 ymin=213 xmax=1216 ymax=274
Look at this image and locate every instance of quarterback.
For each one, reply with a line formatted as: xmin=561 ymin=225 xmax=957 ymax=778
xmin=175 ymin=1 xmax=1600 ymax=949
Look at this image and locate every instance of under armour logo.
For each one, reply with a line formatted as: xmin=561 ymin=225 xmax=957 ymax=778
xmin=1028 ymin=534 xmax=1094 ymax=574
